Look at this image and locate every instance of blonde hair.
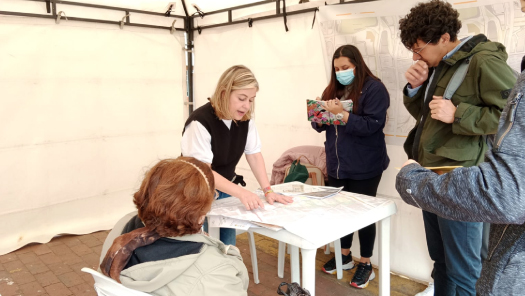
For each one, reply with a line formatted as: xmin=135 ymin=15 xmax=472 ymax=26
xmin=210 ymin=65 xmax=259 ymax=121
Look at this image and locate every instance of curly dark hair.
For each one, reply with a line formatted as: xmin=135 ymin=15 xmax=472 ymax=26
xmin=399 ymin=0 xmax=462 ymax=49
xmin=133 ymin=157 xmax=215 ymax=237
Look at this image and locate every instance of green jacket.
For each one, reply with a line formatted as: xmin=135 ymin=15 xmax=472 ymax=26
xmin=403 ymin=34 xmax=516 ymax=167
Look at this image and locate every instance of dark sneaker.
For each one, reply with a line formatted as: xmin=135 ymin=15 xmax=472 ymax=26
xmin=322 ymin=254 xmax=355 ymax=274
xmin=350 ymin=262 xmax=375 ymax=289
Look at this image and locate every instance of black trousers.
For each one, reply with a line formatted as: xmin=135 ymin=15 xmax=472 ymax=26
xmin=328 ymin=174 xmax=382 ymax=258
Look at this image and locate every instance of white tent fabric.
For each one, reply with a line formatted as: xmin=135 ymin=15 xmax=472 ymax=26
xmin=1 ymin=0 xmax=524 ymax=283
xmin=191 ymin=0 xmax=525 ymax=282
xmin=193 ymin=10 xmax=434 ymax=283
xmin=0 ymin=4 xmax=185 ymax=255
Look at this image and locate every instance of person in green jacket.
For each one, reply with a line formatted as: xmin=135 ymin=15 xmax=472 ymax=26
xmin=398 ymin=1 xmax=516 ymax=295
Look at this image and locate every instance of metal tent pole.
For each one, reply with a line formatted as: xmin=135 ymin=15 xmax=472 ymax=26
xmin=181 ymin=0 xmax=194 ymax=114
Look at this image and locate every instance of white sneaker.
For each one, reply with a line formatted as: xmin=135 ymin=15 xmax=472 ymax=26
xmin=415 ymin=282 xmax=434 ymax=296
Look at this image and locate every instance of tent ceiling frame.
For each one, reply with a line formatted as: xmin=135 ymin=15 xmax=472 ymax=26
xmin=0 ymin=0 xmax=186 ymax=31
xmin=204 ymin=0 xmax=276 ymax=17
xmin=181 ymin=0 xmax=194 ymax=113
xmin=191 ymin=0 xmax=378 ymax=32
xmin=194 ymin=7 xmax=318 ymax=31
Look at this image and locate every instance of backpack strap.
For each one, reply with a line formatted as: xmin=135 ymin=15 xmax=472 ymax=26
xmin=443 ymin=55 xmax=515 ymax=150
xmin=443 ymin=56 xmax=471 ymax=100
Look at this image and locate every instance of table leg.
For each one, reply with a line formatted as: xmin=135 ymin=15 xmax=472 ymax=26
xmin=378 ymin=217 xmax=391 ymax=296
xmin=290 ymin=245 xmax=300 ymax=285
xmin=247 ymin=231 xmax=260 ymax=284
xmin=278 ymin=241 xmax=286 ymax=278
xmin=334 ymin=239 xmax=343 ymax=280
xmin=301 ymin=248 xmax=316 ymax=296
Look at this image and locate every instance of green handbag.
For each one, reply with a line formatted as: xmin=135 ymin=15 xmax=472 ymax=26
xmin=284 ymin=159 xmax=309 ymax=183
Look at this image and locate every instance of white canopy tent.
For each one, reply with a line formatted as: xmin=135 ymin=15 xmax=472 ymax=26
xmin=1 ymin=0 xmax=523 ymax=284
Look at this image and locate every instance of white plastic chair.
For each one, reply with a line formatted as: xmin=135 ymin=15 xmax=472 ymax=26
xmin=237 ymin=229 xmax=260 ymax=284
xmin=277 ymin=239 xmax=344 ymax=280
xmin=81 ymin=267 xmax=150 ymax=296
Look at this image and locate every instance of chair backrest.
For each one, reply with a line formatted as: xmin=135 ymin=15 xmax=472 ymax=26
xmin=81 ymin=267 xmax=150 ymax=296
xmin=284 ymin=163 xmax=325 ymax=186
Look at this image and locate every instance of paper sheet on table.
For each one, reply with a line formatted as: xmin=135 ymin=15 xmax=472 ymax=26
xmin=257 ymin=183 xmax=343 ymax=198
xmin=251 ymin=221 xmax=283 ymax=231
xmin=207 ymin=215 xmax=258 ymax=231
xmin=210 ymin=194 xmax=269 ymax=222
xmin=208 ymin=182 xmax=392 ymax=243
xmin=282 ymin=196 xmax=390 ymax=246
xmin=300 ymin=186 xmax=343 ymax=199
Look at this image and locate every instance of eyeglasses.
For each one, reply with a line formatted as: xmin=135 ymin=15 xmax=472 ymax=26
xmin=409 ymin=39 xmax=432 ymax=58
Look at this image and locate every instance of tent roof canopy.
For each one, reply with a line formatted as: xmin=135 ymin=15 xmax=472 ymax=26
xmin=1 ymin=0 xmax=376 ymax=33
xmin=50 ymin=0 xmax=366 ymax=18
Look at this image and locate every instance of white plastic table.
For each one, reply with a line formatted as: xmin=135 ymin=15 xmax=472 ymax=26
xmin=208 ymin=196 xmax=397 ymax=296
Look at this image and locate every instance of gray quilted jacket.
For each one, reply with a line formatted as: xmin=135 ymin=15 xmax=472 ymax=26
xmin=396 ymin=70 xmax=525 ymax=296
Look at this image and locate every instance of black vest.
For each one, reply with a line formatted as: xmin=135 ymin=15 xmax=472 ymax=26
xmin=183 ymin=102 xmax=249 ymax=180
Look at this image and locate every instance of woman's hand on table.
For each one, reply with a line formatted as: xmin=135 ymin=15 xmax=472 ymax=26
xmin=266 ymin=192 xmax=293 ymax=205
xmin=238 ymin=191 xmax=265 ymax=210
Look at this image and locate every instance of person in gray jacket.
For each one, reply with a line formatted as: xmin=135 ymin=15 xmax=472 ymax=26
xmin=100 ymin=157 xmax=249 ymax=296
xmin=396 ymin=68 xmax=525 ymax=296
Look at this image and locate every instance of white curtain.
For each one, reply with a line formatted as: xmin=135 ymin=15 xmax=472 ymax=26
xmin=193 ymin=9 xmax=435 ymax=282
xmin=193 ymin=12 xmax=328 ymax=182
xmin=0 ymin=12 xmax=185 ymax=255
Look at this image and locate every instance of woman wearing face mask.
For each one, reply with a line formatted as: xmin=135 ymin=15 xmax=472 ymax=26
xmin=312 ymin=45 xmax=390 ymax=289
xmin=182 ymin=65 xmax=293 ymax=246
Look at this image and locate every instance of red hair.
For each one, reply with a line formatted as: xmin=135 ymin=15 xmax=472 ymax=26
xmin=133 ymin=157 xmax=215 ymax=237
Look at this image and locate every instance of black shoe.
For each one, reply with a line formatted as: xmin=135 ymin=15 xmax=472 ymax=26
xmin=350 ymin=262 xmax=375 ymax=289
xmin=322 ymin=253 xmax=355 ymax=274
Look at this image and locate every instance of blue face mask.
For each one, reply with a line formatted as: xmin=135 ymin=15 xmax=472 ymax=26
xmin=336 ymin=68 xmax=355 ymax=86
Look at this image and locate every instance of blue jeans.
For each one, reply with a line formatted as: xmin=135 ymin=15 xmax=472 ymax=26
xmin=203 ymin=191 xmax=237 ymax=246
xmin=423 ymin=211 xmax=482 ymax=296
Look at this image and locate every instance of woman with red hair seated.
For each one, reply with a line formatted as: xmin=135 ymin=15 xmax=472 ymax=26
xmin=100 ymin=157 xmax=249 ymax=296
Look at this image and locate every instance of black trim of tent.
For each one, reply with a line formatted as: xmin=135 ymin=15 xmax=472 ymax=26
xmin=192 ymin=0 xmax=378 ymax=32
xmin=0 ymin=0 xmax=186 ymax=31
xmin=181 ymin=0 xmax=195 ymax=113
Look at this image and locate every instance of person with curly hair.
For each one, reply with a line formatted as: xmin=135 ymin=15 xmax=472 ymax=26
xmin=99 ymin=157 xmax=249 ymax=296
xmin=398 ymin=1 xmax=516 ymax=295
xmin=396 ymin=70 xmax=525 ymax=296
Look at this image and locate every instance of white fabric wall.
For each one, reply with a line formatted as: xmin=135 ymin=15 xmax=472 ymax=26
xmin=0 ymin=5 xmax=185 ymax=255
xmin=2 ymin=0 xmax=522 ymax=282
xmin=193 ymin=13 xmax=328 ymax=172
xmin=193 ymin=12 xmax=433 ymax=282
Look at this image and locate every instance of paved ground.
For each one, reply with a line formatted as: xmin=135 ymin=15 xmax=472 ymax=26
xmin=0 ymin=231 xmax=426 ymax=296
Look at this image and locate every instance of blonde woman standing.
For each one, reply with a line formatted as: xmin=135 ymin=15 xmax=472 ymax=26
xmin=181 ymin=65 xmax=293 ymax=245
